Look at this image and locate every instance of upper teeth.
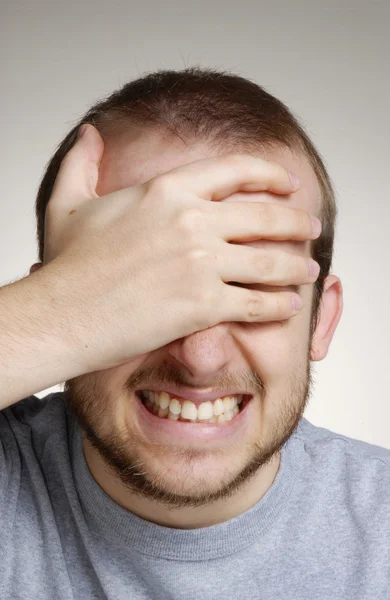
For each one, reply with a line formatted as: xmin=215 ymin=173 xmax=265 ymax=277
xmin=141 ymin=391 xmax=243 ymax=420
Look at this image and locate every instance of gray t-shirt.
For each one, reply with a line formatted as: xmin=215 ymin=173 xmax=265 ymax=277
xmin=0 ymin=392 xmax=389 ymax=600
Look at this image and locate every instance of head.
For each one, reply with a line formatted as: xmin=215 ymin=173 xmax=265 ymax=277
xmin=32 ymin=67 xmax=342 ymax=525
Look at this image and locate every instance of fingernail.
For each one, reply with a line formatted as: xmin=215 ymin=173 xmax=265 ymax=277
xmin=288 ymin=171 xmax=300 ymax=189
xmin=77 ymin=124 xmax=88 ymax=139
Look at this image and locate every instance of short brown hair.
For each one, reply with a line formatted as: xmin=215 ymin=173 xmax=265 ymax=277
xmin=35 ymin=66 xmax=337 ymax=340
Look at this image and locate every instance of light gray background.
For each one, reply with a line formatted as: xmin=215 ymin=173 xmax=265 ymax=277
xmin=1 ymin=0 xmax=389 ymax=447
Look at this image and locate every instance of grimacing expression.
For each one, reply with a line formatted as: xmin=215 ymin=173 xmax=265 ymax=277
xmin=61 ymin=130 xmax=341 ymax=512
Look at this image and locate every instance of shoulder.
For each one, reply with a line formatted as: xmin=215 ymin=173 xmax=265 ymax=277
xmin=295 ymin=417 xmax=390 ymax=513
xmin=297 ymin=416 xmax=390 ymax=465
xmin=0 ymin=392 xmax=72 ymax=458
xmin=1 ymin=391 xmax=69 ymax=426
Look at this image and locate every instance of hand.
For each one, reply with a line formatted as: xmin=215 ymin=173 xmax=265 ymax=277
xmin=41 ymin=124 xmax=321 ymax=373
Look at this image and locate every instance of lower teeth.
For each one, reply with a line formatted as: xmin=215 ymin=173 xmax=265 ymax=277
xmin=141 ymin=398 xmax=244 ymax=424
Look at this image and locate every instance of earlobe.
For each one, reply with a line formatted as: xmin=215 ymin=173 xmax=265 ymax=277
xmin=29 ymin=263 xmax=43 ymax=275
xmin=310 ymin=275 xmax=343 ymax=362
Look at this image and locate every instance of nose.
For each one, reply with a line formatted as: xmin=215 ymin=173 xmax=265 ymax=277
xmin=165 ymin=323 xmax=238 ymax=382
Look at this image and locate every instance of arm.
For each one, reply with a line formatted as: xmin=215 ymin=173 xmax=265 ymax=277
xmin=0 ymin=264 xmax=85 ymax=410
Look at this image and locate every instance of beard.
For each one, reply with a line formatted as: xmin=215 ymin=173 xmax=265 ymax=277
xmin=64 ymin=349 xmax=314 ymax=510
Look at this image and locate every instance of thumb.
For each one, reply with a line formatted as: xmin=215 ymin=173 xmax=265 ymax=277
xmin=50 ymin=123 xmax=104 ymax=213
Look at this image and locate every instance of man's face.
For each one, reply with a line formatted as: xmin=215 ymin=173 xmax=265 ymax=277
xmin=63 ymin=128 xmax=339 ymax=520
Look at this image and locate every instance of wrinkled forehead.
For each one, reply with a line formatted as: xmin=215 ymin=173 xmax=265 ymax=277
xmin=96 ymin=128 xmax=321 ymax=257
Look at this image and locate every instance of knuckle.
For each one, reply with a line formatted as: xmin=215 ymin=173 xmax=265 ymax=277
xmin=176 ymin=207 xmax=204 ymax=234
xmin=146 ymin=173 xmax=177 ymax=196
xmin=184 ymin=248 xmax=216 ymax=289
xmin=246 ymin=293 xmax=265 ymax=318
xmin=185 ymin=245 xmax=212 ymax=267
xmin=256 ymin=202 xmax=272 ymax=224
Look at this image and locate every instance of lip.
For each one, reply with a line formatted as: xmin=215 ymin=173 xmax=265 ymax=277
xmin=135 ymin=385 xmax=253 ymax=405
xmin=134 ymin=391 xmax=254 ymax=445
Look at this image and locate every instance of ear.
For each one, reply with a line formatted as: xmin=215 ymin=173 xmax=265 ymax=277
xmin=310 ymin=274 xmax=343 ymax=361
xmin=29 ymin=263 xmax=43 ymax=275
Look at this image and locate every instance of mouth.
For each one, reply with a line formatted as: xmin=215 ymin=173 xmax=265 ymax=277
xmin=133 ymin=390 xmax=254 ymax=444
xmin=135 ymin=390 xmax=252 ymax=424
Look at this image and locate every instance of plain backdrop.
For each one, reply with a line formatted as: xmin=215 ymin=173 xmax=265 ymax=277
xmin=1 ymin=0 xmax=389 ymax=447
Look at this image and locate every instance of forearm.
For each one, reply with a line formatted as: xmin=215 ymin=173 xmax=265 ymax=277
xmin=0 ymin=265 xmax=85 ymax=410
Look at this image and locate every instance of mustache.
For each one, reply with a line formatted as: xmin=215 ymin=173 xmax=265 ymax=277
xmin=122 ymin=362 xmax=266 ymax=397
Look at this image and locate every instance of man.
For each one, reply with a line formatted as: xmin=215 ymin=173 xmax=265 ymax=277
xmin=0 ymin=67 xmax=389 ymax=599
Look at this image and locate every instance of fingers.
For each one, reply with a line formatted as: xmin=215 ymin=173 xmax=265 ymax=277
xmin=209 ymin=201 xmax=318 ymax=242
xmin=217 ymin=244 xmax=318 ymax=287
xmin=167 ymin=153 xmax=299 ymax=201
xmin=217 ymin=283 xmax=303 ymax=325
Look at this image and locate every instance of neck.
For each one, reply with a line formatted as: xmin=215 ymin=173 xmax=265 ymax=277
xmin=83 ymin=435 xmax=281 ymax=529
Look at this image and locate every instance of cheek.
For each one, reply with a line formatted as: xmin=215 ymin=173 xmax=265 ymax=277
xmin=239 ymin=321 xmax=307 ymax=379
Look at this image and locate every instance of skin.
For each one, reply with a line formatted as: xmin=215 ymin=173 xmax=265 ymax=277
xmin=30 ymin=128 xmax=343 ymax=529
